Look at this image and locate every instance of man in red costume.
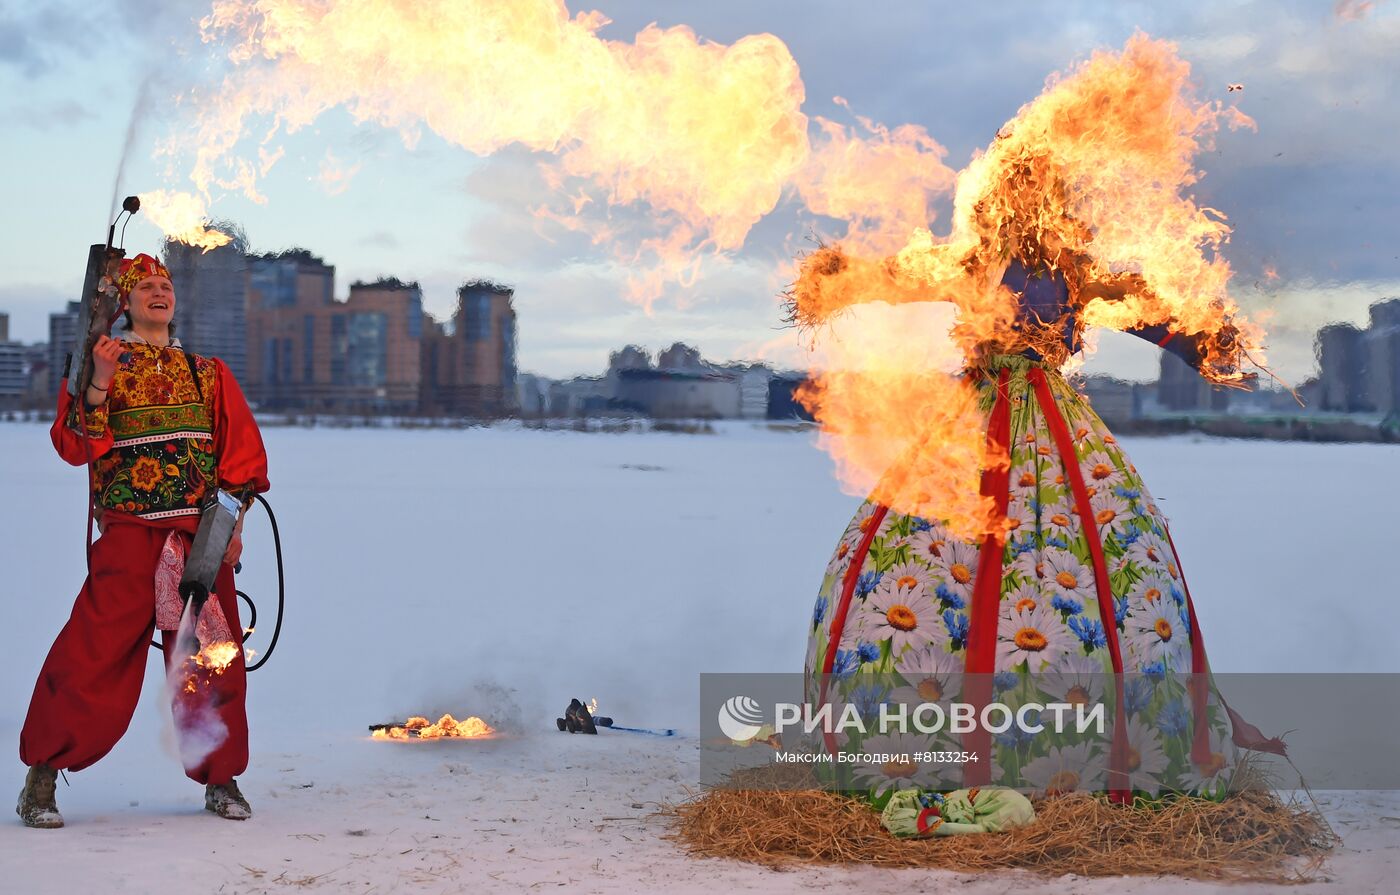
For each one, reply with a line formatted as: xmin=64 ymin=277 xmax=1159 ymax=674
xmin=17 ymin=253 xmax=270 ymax=827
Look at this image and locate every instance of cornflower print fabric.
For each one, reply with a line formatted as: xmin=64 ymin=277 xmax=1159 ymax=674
xmin=804 ymin=355 xmax=1237 ymax=807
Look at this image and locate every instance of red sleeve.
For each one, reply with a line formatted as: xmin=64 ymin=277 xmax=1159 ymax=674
xmin=50 ymin=379 xmax=114 ymax=466
xmin=212 ymin=359 xmax=270 ymax=495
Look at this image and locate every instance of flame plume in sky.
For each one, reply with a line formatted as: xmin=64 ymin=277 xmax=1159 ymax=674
xmin=138 ymin=190 xmax=232 ymax=251
xmin=149 ymin=0 xmax=952 ymax=295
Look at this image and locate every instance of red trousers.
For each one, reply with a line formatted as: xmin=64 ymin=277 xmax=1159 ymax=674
xmin=20 ymin=520 xmax=249 ymax=785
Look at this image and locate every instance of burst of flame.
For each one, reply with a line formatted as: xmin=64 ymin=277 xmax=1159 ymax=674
xmin=179 ymin=639 xmax=241 ymax=694
xmin=143 ymin=0 xmax=950 ymax=302
xmin=371 ymin=713 xmax=494 ymax=740
xmin=789 ymin=34 xmax=1267 ymax=538
xmin=796 ymin=98 xmax=957 ymax=258
xmin=414 ymin=713 xmax=494 ymax=739
xmin=137 ymin=190 xmax=232 ymax=251
xmin=195 ymin=640 xmax=241 ymax=672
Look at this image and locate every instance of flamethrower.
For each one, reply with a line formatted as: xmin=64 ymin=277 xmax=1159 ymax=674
xmin=66 ymin=200 xmax=138 ymax=638
xmin=168 ymin=489 xmax=287 ymax=674
xmin=170 ymin=489 xmax=244 ymax=667
xmin=181 ymin=489 xmax=243 ymax=618
xmin=65 ymin=196 xmax=139 ymax=398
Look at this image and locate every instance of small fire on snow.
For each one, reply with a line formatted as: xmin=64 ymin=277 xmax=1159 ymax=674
xmin=370 ymin=714 xmax=495 ymax=740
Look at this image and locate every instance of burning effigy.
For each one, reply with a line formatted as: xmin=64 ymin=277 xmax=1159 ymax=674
xmin=792 ymin=34 xmax=1285 ymax=818
xmin=668 ymin=35 xmax=1332 ymax=879
xmin=369 ymin=714 xmax=495 ymax=740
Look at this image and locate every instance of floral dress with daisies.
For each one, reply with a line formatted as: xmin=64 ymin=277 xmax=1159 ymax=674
xmin=804 ymin=263 xmax=1244 ymax=807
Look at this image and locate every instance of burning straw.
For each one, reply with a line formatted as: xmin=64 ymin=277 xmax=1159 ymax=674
xmin=665 ymin=786 xmax=1335 ymax=882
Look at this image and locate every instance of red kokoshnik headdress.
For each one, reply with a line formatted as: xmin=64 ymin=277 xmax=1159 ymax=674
xmin=116 ymin=253 xmax=171 ymax=301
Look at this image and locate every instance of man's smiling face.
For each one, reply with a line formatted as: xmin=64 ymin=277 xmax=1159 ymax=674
xmin=128 ymin=275 xmax=176 ymax=329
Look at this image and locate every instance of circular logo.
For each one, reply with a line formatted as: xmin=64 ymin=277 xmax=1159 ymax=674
xmin=717 ymin=695 xmax=766 ymax=741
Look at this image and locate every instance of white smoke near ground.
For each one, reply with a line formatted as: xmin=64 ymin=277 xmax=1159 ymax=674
xmin=170 ymin=694 xmax=230 ymax=773
xmin=397 ymin=677 xmax=527 ymax=737
xmin=160 ymin=602 xmax=230 ymax=773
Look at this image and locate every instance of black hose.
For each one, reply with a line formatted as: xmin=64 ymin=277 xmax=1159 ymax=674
xmin=237 ymin=590 xmax=256 ymax=641
xmin=151 ymin=494 xmax=286 ymax=670
xmin=244 ymin=492 xmax=284 ymax=672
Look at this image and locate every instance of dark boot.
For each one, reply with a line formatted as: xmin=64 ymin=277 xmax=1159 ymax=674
xmin=205 ymin=779 xmax=252 ymax=820
xmin=16 ymin=764 xmax=63 ymax=829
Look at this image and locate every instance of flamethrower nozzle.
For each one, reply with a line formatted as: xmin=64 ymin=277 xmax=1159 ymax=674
xmin=179 ymin=582 xmax=210 ymax=619
xmin=122 ymin=195 xmax=140 ymax=214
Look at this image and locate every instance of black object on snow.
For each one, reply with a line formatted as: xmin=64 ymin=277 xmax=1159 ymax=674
xmin=556 ymin=698 xmax=598 ymax=734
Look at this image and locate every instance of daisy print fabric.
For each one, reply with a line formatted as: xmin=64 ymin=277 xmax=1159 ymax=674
xmin=804 ymin=356 xmax=1236 ymax=804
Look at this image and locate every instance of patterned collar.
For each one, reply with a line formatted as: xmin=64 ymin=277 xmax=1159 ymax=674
xmin=115 ymin=328 xmax=183 ymax=350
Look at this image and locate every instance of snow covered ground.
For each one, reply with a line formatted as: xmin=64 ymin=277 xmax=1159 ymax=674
xmin=0 ymin=421 xmax=1396 ymax=893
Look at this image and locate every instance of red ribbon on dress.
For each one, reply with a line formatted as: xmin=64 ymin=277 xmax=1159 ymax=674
xmin=961 ymin=368 xmax=1013 ymax=786
xmin=818 ymin=504 xmax=890 ymax=757
xmin=1029 ymin=366 xmax=1131 ymax=803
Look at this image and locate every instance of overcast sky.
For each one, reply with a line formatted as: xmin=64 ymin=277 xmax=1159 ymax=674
xmin=1 ymin=0 xmax=1396 ymax=382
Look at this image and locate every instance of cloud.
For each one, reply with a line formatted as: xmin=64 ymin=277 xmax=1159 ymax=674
xmin=356 ymin=230 xmax=402 ymax=250
xmin=456 ymin=151 xmax=604 ymax=269
xmin=0 ymin=1 xmax=208 ymax=77
xmin=314 ymin=150 xmax=362 ymax=196
xmin=3 ymin=98 xmax=93 ymax=129
xmin=0 ymin=5 xmax=76 ymax=77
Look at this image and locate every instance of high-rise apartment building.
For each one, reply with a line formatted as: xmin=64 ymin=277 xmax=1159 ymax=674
xmin=48 ymin=301 xmax=80 ymax=388
xmin=246 ymin=256 xmax=425 ymax=413
xmin=163 ymin=232 xmax=249 ymax=380
xmin=245 ymin=250 xmax=337 ymax=410
xmin=1316 ymin=299 xmax=1400 ymax=416
xmin=420 ymin=281 xmax=517 ymax=416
